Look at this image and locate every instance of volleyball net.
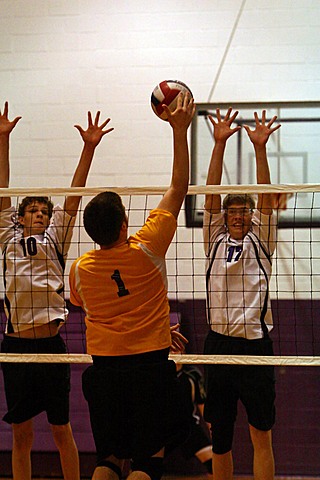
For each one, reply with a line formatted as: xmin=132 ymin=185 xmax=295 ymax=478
xmin=0 ymin=184 xmax=319 ymax=366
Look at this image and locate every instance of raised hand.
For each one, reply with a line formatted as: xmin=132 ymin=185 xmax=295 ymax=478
xmin=0 ymin=102 xmax=22 ymax=136
xmin=163 ymin=92 xmax=195 ymax=131
xmin=209 ymin=107 xmax=241 ymax=144
xmin=243 ymin=110 xmax=281 ymax=146
xmin=74 ymin=111 xmax=114 ymax=147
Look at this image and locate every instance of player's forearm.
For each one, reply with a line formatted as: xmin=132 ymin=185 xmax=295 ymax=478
xmin=204 ymin=141 xmax=225 ymax=212
xmin=206 ymin=141 xmax=226 ymax=186
xmin=171 ymin=129 xmax=189 ymax=196
xmin=255 ymin=144 xmax=273 ymax=214
xmin=157 ymin=128 xmax=190 ymax=218
xmin=0 ymin=135 xmax=10 ymax=188
xmin=64 ymin=143 xmax=95 ymax=216
xmin=254 ymin=144 xmax=271 ymax=185
xmin=70 ymin=143 xmax=95 ymax=188
xmin=0 ymin=135 xmax=11 ymax=210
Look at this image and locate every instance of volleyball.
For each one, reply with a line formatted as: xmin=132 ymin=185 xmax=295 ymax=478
xmin=151 ymin=80 xmax=193 ymax=121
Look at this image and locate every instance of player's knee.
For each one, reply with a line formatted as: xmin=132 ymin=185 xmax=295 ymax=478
xmin=50 ymin=423 xmax=74 ymax=448
xmin=131 ymin=457 xmax=164 ymax=480
xmin=249 ymin=425 xmax=273 ymax=449
xmin=12 ymin=422 xmax=34 ymax=451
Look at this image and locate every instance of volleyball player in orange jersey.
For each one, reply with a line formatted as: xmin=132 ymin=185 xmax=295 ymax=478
xmin=203 ymin=108 xmax=281 ymax=480
xmin=0 ymin=101 xmax=113 ymax=480
xmin=69 ymin=92 xmax=195 ymax=480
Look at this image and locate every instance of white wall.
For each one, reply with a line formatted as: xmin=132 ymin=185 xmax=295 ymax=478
xmin=1 ymin=0 xmax=319 ymax=188
xmin=1 ymin=0 xmax=320 ymax=299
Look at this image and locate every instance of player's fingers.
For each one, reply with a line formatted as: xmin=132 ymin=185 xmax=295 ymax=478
xmin=261 ymin=109 xmax=266 ymax=123
xmin=270 ymin=124 xmax=281 ymax=133
xmin=74 ymin=124 xmax=84 ymax=134
xmin=99 ymin=118 xmax=112 ymax=129
xmin=3 ymin=101 xmax=9 ymax=117
xmin=267 ymin=115 xmax=278 ymax=128
xmin=182 ymin=91 xmax=191 ymax=108
xmin=101 ymin=127 xmax=114 ymax=136
xmin=229 ymin=110 xmax=239 ymax=124
xmin=94 ymin=111 xmax=101 ymax=125
xmin=162 ymin=104 xmax=171 ymax=118
xmin=231 ymin=126 xmax=241 ymax=134
xmin=224 ymin=107 xmax=233 ymax=120
xmin=12 ymin=116 xmax=22 ymax=127
xmin=171 ymin=340 xmax=185 ymax=353
xmin=172 ymin=331 xmax=188 ymax=344
xmin=170 ymin=343 xmax=181 ymax=353
xmin=176 ymin=91 xmax=184 ymax=108
xmin=87 ymin=111 xmax=93 ymax=126
xmin=190 ymin=101 xmax=196 ymax=118
xmin=186 ymin=97 xmax=195 ymax=116
xmin=208 ymin=115 xmax=217 ymax=127
xmin=170 ymin=323 xmax=180 ymax=331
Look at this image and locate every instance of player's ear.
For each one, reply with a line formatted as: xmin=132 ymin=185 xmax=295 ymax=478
xmin=18 ymin=216 xmax=25 ymax=226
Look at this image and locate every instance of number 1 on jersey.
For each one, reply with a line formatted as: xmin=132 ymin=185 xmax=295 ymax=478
xmin=111 ymin=269 xmax=130 ymax=297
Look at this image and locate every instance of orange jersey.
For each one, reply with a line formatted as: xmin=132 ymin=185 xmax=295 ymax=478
xmin=69 ymin=209 xmax=176 ymax=356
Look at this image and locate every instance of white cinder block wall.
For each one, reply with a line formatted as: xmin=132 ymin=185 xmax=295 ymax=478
xmin=1 ymin=0 xmax=319 ymax=189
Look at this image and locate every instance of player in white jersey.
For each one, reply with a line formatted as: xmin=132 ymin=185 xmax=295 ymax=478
xmin=0 ymin=101 xmax=113 ymax=480
xmin=203 ymin=108 xmax=280 ymax=480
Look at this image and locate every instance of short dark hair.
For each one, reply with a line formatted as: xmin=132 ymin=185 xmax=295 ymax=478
xmin=18 ymin=196 xmax=54 ymax=219
xmin=222 ymin=194 xmax=255 ymax=211
xmin=84 ymin=191 xmax=126 ymax=246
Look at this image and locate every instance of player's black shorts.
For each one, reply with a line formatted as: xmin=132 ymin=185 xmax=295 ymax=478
xmin=1 ymin=333 xmax=70 ymax=425
xmin=204 ymin=330 xmax=276 ymax=454
xmin=82 ymin=349 xmax=190 ymax=462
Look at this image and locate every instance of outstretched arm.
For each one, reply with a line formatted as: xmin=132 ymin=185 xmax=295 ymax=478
xmin=157 ymin=92 xmax=195 ymax=219
xmin=205 ymin=108 xmax=241 ymax=213
xmin=64 ymin=111 xmax=114 ymax=217
xmin=0 ymin=102 xmax=21 ymax=211
xmin=243 ymin=110 xmax=281 ymax=215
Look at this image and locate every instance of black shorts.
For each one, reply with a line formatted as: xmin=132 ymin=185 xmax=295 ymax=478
xmin=204 ymin=330 xmax=276 ymax=454
xmin=1 ymin=334 xmax=70 ymax=425
xmin=82 ymin=350 xmax=190 ymax=462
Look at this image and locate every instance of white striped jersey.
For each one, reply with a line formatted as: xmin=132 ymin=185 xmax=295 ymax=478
xmin=0 ymin=206 xmax=75 ymax=334
xmin=203 ymin=209 xmax=277 ymax=340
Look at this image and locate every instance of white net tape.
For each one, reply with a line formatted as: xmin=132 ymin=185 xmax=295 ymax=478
xmin=1 ymin=183 xmax=320 ymax=196
xmin=0 ymin=353 xmax=319 ymax=366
